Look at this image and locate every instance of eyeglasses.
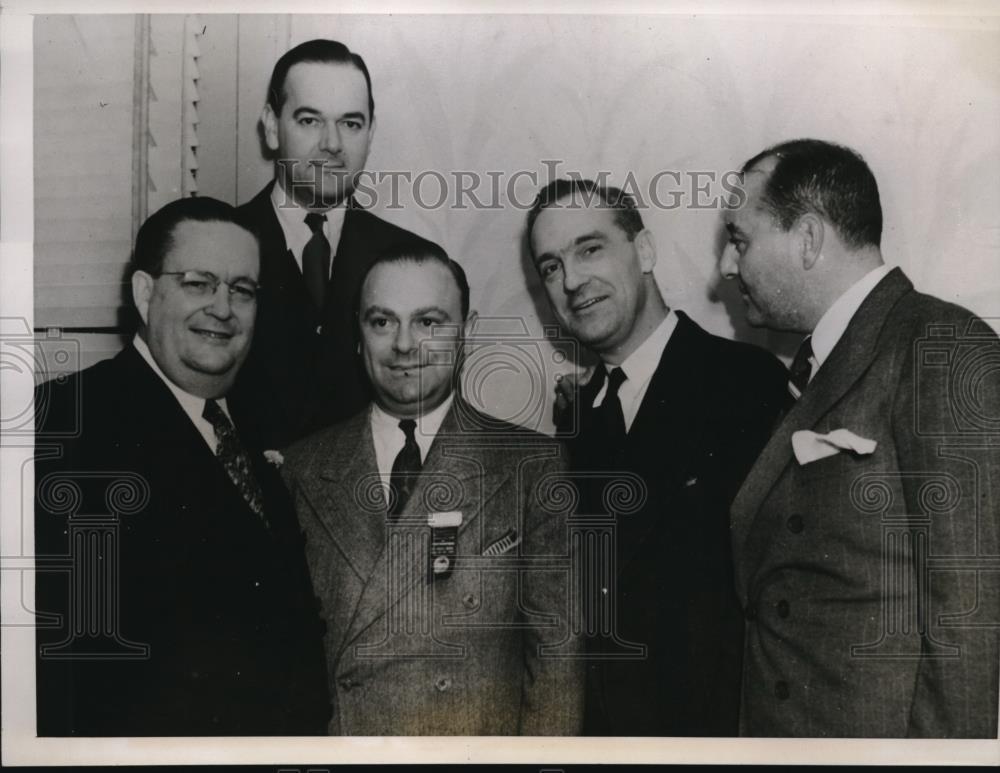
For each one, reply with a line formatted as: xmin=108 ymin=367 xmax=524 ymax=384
xmin=156 ymin=270 xmax=260 ymax=305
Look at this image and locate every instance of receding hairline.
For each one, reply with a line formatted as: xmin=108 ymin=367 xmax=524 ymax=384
xmin=360 ymin=257 xmax=466 ymax=311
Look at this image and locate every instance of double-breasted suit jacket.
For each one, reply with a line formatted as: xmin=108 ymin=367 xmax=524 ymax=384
xmin=232 ymin=183 xmax=427 ymax=447
xmin=34 ymin=345 xmax=331 ymax=736
xmin=732 ymin=268 xmax=1000 ymax=737
xmin=563 ymin=311 xmax=789 ymax=736
xmin=283 ymin=399 xmax=585 ymax=735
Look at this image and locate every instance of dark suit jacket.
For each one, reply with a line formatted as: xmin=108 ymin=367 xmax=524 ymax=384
xmin=34 ymin=345 xmax=331 ymax=736
xmin=282 ymin=398 xmax=585 ymax=735
xmin=231 ymin=183 xmax=426 ymax=447
xmin=732 ymin=268 xmax=1000 ymax=737
xmin=563 ymin=311 xmax=788 ymax=736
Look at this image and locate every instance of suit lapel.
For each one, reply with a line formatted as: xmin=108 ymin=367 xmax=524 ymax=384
xmin=116 ymin=345 xmax=267 ymax=527
xmin=250 ymin=182 xmax=320 ymax=327
xmin=615 ymin=314 xmax=709 ymax=565
xmin=342 ymin=399 xmax=508 ymax=649
xmin=308 ymin=409 xmax=386 ymax=582
xmin=730 ymin=269 xmax=914 ymax=557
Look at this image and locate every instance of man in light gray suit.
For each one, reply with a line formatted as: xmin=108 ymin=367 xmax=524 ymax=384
xmin=720 ymin=138 xmax=1000 ymax=737
xmin=282 ymin=237 xmax=584 ymax=735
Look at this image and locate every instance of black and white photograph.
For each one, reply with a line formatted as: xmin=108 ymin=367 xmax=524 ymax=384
xmin=2 ymin=0 xmax=999 ymax=767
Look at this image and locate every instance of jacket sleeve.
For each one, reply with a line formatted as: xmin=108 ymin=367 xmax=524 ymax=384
xmin=516 ymin=441 xmax=585 ymax=735
xmin=892 ymin=312 xmax=1000 ymax=738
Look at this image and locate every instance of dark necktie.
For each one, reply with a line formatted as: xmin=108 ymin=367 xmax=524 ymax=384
xmin=388 ymin=418 xmax=422 ymax=518
xmin=302 ymin=212 xmax=331 ymax=311
xmin=788 ymin=336 xmax=814 ymax=400
xmin=599 ymin=366 xmax=628 ymax=446
xmin=203 ymin=399 xmax=266 ymax=523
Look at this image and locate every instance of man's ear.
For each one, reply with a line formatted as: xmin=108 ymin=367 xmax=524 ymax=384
xmin=367 ymin=114 xmax=377 ymax=147
xmin=462 ymin=309 xmax=479 ymax=339
xmin=797 ymin=214 xmax=825 ymax=270
xmin=262 ymin=104 xmax=280 ymax=153
xmin=131 ymin=270 xmax=154 ymax=327
xmin=635 ymin=228 xmax=657 ymax=273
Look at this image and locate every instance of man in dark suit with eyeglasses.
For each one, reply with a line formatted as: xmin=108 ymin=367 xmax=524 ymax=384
xmin=35 ymin=197 xmax=330 ymax=736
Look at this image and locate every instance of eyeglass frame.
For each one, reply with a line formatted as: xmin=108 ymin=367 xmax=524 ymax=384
xmin=153 ymin=269 xmax=262 ymax=305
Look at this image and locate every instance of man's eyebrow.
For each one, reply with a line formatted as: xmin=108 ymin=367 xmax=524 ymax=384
xmin=291 ymin=106 xmax=368 ymax=125
xmin=363 ymin=305 xmax=398 ymax=320
xmin=573 ymin=230 xmax=607 ymax=245
xmin=411 ymin=305 xmax=452 ymax=319
xmin=533 ymin=231 xmax=607 ymax=264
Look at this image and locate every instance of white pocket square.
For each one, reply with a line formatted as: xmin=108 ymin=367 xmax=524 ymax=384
xmin=791 ymin=429 xmax=877 ymax=466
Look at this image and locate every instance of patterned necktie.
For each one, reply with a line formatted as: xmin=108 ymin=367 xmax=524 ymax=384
xmin=599 ymin=365 xmax=628 ymax=445
xmin=388 ymin=419 xmax=422 ymax=518
xmin=302 ymin=212 xmax=331 ymax=311
xmin=202 ymin=399 xmax=266 ymax=523
xmin=788 ymin=336 xmax=814 ymax=400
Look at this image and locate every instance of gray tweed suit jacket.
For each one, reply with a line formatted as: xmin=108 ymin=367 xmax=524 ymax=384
xmin=732 ymin=268 xmax=1000 ymax=737
xmin=282 ymin=398 xmax=585 ymax=735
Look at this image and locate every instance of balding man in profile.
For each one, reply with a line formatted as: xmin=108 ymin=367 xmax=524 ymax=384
xmin=721 ymin=138 xmax=1000 ymax=737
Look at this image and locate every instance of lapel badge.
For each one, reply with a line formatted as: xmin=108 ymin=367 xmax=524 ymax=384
xmin=428 ymin=510 xmax=462 ymax=582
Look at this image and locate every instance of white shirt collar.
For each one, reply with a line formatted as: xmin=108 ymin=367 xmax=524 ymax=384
xmin=132 ymin=334 xmax=227 ymax=451
xmin=593 ymin=309 xmax=678 ymax=431
xmin=371 ymin=393 xmax=455 ymax=463
xmin=811 ymin=264 xmax=892 ymax=372
xmin=269 ymin=181 xmax=348 ymax=271
xmin=370 ymin=394 xmax=456 ymax=497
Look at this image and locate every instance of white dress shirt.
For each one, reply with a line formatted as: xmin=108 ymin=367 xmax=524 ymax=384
xmin=592 ymin=310 xmax=679 ymax=433
xmin=808 ymin=264 xmax=892 ymax=381
xmin=370 ymin=394 xmax=455 ymax=497
xmin=133 ymin=334 xmax=229 ymax=453
xmin=269 ymin=181 xmax=347 ymax=275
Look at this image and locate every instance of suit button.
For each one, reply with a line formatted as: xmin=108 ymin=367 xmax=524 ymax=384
xmin=462 ymin=593 xmax=477 ymax=609
xmin=745 ymin=604 xmax=757 ymax=621
xmin=435 ymin=676 xmax=452 ymax=692
xmin=315 ymin=325 xmax=323 ymax=335
xmin=786 ymin=514 xmax=804 ymax=534
xmin=777 ymin=600 xmax=790 ymax=618
xmin=775 ymin=680 xmax=790 ymax=700
xmin=339 ymin=677 xmax=354 ymax=692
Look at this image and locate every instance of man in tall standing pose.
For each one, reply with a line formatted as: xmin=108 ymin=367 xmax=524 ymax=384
xmin=720 ymin=138 xmax=1000 ymax=737
xmin=234 ymin=39 xmax=425 ymax=447
xmin=527 ymin=179 xmax=788 ymax=735
xmin=283 ymin=239 xmax=583 ymax=734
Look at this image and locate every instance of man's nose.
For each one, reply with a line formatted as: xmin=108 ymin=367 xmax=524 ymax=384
xmin=319 ymin=123 xmax=342 ymax=154
xmin=562 ymin=257 xmax=587 ymax=294
xmin=719 ymin=244 xmax=739 ymax=280
xmin=393 ymin=323 xmax=414 ymax=354
xmin=207 ymin=283 xmax=234 ymax=318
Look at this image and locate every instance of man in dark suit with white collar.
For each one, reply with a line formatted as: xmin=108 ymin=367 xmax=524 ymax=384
xmin=282 ymin=239 xmax=584 ymax=735
xmin=35 ymin=197 xmax=330 ymax=736
xmin=720 ymin=138 xmax=1000 ymax=737
xmin=526 ymin=178 xmax=788 ymax=736
xmin=232 ymin=39 xmax=424 ymax=448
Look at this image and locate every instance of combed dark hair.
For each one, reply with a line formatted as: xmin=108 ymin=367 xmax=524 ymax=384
xmin=741 ymin=138 xmax=883 ymax=250
xmin=359 ymin=237 xmax=470 ymax=320
xmin=526 ymin=178 xmax=645 ymax=244
xmin=132 ymin=197 xmax=254 ymax=277
xmin=267 ymin=38 xmax=374 ymax=121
